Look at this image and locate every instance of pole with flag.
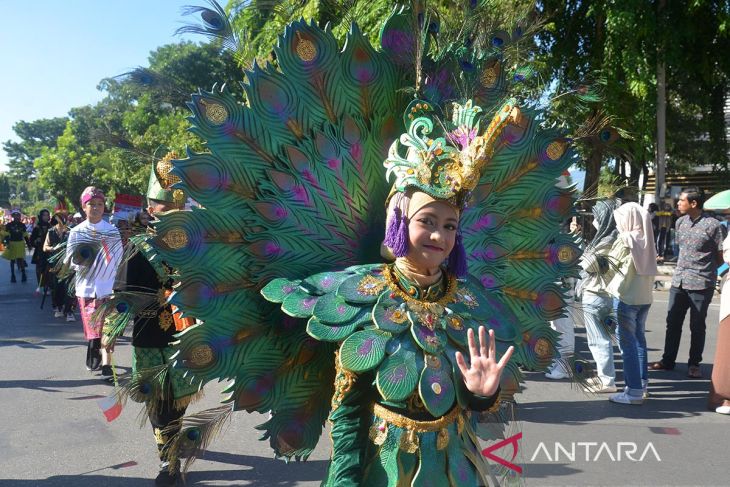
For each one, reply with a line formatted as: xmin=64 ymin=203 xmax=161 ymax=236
xmin=97 ymin=358 xmax=123 ymax=422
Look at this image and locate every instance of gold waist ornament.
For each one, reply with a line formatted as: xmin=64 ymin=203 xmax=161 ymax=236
xmin=369 ymin=403 xmax=466 ymax=452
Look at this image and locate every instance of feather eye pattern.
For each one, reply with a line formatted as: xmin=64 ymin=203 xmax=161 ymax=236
xmin=145 ymin=2 xmax=584 ymax=468
xmin=115 ymin=67 xmax=192 ymax=107
xmin=93 ymin=289 xmax=160 ymax=340
xmin=164 ymin=404 xmax=234 ymax=476
xmin=146 ymin=6 xmax=409 ymax=466
xmin=114 ymin=363 xmax=172 ymax=425
xmin=65 ymin=227 xmax=125 ymax=283
xmin=177 ymin=0 xmax=245 ymax=66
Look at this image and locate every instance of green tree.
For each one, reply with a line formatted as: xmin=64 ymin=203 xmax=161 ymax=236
xmin=2 ymin=117 xmax=68 ymax=180
xmin=537 ymin=0 xmax=730 ymax=194
xmin=34 ymin=122 xmax=103 ymax=209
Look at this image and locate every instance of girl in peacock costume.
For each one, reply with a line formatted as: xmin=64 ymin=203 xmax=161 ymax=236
xmin=108 ymin=2 xmax=590 ymax=484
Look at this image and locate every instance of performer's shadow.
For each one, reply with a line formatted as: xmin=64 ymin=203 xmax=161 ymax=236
xmin=187 ymin=450 xmax=329 ymax=486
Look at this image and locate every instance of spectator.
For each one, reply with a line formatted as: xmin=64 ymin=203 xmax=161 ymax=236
xmin=65 ymin=187 xmax=122 ymax=377
xmin=607 ymin=202 xmax=658 ymax=405
xmin=651 ymin=187 xmax=726 ymax=378
xmin=578 ymin=199 xmax=620 ymax=393
xmin=545 ymin=217 xmax=582 ymax=380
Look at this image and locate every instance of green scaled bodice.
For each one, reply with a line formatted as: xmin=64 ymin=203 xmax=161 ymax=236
xmin=261 ymin=263 xmax=519 ymax=418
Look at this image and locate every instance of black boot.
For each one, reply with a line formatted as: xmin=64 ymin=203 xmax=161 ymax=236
xmin=10 ymin=273 xmax=16 ymax=283
xmin=155 ymin=461 xmax=180 ymax=486
xmin=21 ymin=270 xmax=27 ymax=282
xmin=86 ymin=339 xmax=102 ymax=371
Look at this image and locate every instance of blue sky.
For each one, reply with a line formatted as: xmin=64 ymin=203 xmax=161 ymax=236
xmin=0 ymin=0 xmax=199 ymax=171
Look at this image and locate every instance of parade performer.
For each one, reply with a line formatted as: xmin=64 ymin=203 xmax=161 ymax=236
xmin=2 ymin=209 xmax=29 ymax=282
xmin=30 ymin=208 xmax=52 ymax=288
xmin=107 ymin=2 xmax=598 ymax=483
xmin=44 ymin=211 xmax=75 ymax=321
xmin=101 ymin=159 xmax=198 ymax=486
xmin=64 ymin=187 xmax=122 ymax=374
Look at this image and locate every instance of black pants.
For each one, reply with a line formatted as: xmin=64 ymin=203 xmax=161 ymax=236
xmin=656 ymin=227 xmax=668 ymax=257
xmin=9 ymin=258 xmax=26 ymax=274
xmin=662 ymin=286 xmax=715 ymax=367
xmin=50 ymin=273 xmax=73 ymax=313
xmin=149 ymin=384 xmax=187 ymax=463
xmin=35 ymin=261 xmax=47 ymax=286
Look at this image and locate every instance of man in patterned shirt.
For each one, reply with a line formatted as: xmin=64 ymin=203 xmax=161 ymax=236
xmin=651 ymin=187 xmax=726 ymax=378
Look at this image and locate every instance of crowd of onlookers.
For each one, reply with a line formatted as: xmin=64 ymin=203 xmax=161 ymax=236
xmin=544 ymin=187 xmax=730 ymax=414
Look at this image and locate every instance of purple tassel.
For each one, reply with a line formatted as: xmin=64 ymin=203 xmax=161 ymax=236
xmin=448 ymin=233 xmax=468 ymax=277
xmin=384 ymin=207 xmax=409 ymax=257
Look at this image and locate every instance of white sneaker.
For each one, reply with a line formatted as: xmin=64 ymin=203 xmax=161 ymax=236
xmin=584 ymin=383 xmax=618 ymax=393
xmin=545 ymin=369 xmax=569 ymax=380
xmin=609 ymin=390 xmax=643 ymax=405
xmin=716 ymin=405 xmax=730 ymax=415
xmin=54 ymin=310 xmax=64 ymax=318
xmin=66 ymin=313 xmax=76 ymax=322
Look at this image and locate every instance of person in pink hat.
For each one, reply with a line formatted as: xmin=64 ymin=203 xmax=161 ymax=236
xmin=64 ymin=187 xmax=122 ymax=377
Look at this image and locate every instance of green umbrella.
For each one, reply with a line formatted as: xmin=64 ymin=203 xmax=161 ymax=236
xmin=704 ymin=189 xmax=730 ymax=211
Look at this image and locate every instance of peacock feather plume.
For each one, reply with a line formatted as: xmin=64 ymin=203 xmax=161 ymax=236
xmin=135 ymin=0 xmax=583 ymax=470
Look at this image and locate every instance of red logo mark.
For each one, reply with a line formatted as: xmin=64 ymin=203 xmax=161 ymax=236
xmin=481 ymin=432 xmax=523 ymax=474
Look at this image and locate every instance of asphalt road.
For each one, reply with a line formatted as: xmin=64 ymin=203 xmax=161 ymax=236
xmin=1 ymin=253 xmax=727 ymax=486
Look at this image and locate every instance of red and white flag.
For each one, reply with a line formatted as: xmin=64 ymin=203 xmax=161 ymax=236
xmin=101 ymin=238 xmax=112 ymax=264
xmin=97 ymin=393 xmax=122 ymax=422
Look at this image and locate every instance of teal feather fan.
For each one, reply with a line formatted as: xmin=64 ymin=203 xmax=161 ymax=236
xmin=142 ymin=1 xmax=582 ymax=470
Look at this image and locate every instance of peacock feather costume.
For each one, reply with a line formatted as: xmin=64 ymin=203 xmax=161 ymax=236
xmin=116 ymin=2 xmax=589 ymax=484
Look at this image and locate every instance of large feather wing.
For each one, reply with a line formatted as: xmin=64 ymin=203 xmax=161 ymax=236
xmin=149 ymin=16 xmax=408 ymax=462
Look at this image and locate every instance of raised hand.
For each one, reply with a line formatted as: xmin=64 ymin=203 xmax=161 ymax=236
xmin=455 ymin=326 xmax=514 ymax=397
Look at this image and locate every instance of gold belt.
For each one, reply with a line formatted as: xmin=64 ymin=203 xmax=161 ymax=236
xmin=370 ymin=403 xmax=466 ymax=452
xmin=372 ymin=403 xmax=463 ymax=432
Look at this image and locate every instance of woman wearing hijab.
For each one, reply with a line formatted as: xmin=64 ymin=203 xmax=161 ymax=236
xmin=606 ymin=202 xmax=658 ymax=405
xmin=578 ymin=199 xmax=620 ymax=392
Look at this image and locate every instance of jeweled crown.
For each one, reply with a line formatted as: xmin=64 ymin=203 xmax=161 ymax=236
xmin=384 ymin=98 xmax=522 ymax=208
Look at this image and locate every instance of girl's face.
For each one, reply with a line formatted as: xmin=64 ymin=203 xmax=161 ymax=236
xmin=40 ymin=211 xmax=50 ymax=223
xmin=84 ymin=198 xmax=105 ymax=224
xmin=405 ymin=200 xmax=458 ymax=272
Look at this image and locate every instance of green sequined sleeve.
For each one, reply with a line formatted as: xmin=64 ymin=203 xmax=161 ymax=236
xmin=323 ymin=370 xmax=377 ymax=486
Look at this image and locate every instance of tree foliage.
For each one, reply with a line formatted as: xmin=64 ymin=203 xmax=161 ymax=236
xmin=3 ymin=0 xmax=730 ymax=207
xmin=3 ymin=117 xmax=68 ymax=181
xmin=537 ymin=0 xmax=730 ymax=193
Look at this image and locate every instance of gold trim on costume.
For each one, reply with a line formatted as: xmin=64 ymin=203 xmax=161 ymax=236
xmin=382 ymin=265 xmax=458 ymax=330
xmin=400 ymin=429 xmax=419 ymax=453
xmin=331 ymin=351 xmax=356 ymax=411
xmin=173 ymin=389 xmax=205 ymax=410
xmin=436 ymin=427 xmax=450 ymax=450
xmin=372 ymin=403 xmax=462 ymax=433
xmin=154 ymin=427 xmax=165 ymax=445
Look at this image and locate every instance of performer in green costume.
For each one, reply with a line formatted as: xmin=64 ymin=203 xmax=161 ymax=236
xmin=108 ymin=2 xmax=595 ymax=484
xmin=101 ymin=156 xmax=199 ymax=486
